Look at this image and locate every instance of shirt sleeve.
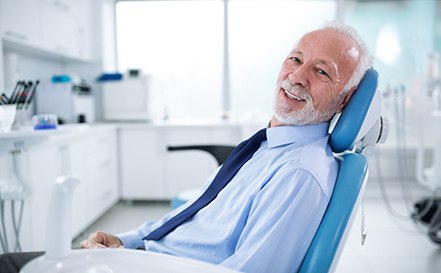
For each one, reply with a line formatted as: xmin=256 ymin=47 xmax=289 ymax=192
xmin=117 ymin=200 xmax=195 ymax=249
xmin=220 ymin=168 xmax=330 ymax=273
xmin=118 ymin=168 xmax=222 ymax=249
xmin=117 ymin=203 xmax=192 ymax=249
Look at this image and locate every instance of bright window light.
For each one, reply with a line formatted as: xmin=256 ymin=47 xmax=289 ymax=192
xmin=229 ymin=0 xmax=337 ymax=119
xmin=116 ymin=1 xmax=336 ymax=120
xmin=376 ymin=24 xmax=401 ymax=65
xmin=116 ymin=1 xmax=223 ymax=119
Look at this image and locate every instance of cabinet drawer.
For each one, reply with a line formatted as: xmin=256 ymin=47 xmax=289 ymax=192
xmin=88 ymin=170 xmax=118 ymax=211
xmin=88 ymin=149 xmax=117 ymax=178
xmin=89 ymin=133 xmax=117 ymax=152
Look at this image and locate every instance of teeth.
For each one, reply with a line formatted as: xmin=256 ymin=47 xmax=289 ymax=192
xmin=284 ymin=90 xmax=303 ymax=101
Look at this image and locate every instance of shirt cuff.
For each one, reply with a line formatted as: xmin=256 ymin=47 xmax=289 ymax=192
xmin=117 ymin=229 xmax=145 ymax=249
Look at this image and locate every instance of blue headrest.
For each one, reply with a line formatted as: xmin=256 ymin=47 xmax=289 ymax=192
xmin=329 ymin=68 xmax=379 ymax=153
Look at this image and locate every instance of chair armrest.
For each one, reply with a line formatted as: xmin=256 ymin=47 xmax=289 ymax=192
xmin=167 ymin=145 xmax=235 ymax=165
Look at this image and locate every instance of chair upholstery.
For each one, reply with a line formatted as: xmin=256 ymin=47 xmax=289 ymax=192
xmin=298 ymin=153 xmax=368 ymax=273
xmin=298 ymin=68 xmax=380 ymax=273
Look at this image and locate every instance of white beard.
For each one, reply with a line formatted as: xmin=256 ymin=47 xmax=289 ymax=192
xmin=273 ymin=82 xmax=341 ymax=125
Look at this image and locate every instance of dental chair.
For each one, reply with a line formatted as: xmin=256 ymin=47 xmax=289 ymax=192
xmin=168 ymin=68 xmax=387 ymax=272
xmin=299 ymin=68 xmax=387 ymax=273
xmin=166 ymin=68 xmax=385 ymax=272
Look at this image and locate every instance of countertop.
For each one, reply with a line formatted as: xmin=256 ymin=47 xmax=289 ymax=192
xmin=0 ymin=123 xmax=117 ymax=151
xmin=0 ymin=119 xmax=267 ymax=151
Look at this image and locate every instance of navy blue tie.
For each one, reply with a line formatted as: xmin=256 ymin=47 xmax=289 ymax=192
xmin=144 ymin=128 xmax=267 ymax=241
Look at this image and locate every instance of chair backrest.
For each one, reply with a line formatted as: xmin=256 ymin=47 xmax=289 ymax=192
xmin=298 ymin=68 xmax=381 ymax=273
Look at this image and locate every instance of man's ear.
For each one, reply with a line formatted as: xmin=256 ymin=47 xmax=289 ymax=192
xmin=336 ymin=85 xmax=357 ymax=113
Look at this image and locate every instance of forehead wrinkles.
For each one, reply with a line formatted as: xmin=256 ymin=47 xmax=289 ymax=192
xmin=297 ymin=30 xmax=359 ymax=81
xmin=299 ymin=33 xmax=357 ymax=62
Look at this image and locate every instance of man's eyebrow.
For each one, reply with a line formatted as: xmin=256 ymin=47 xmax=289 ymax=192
xmin=291 ymin=50 xmax=303 ymax=56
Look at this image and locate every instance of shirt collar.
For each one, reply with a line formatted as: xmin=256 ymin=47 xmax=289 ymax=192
xmin=266 ymin=122 xmax=330 ymax=148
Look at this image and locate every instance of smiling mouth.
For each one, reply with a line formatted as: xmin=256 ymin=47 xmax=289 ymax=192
xmin=283 ymin=88 xmax=305 ymax=101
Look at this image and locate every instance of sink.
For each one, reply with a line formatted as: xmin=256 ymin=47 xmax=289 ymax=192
xmin=21 ymin=248 xmax=240 ymax=273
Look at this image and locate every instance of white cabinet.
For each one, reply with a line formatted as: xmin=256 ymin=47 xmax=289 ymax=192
xmin=119 ymin=124 xmax=241 ymax=200
xmin=39 ymin=0 xmax=77 ymax=56
xmin=38 ymin=0 xmax=92 ymax=59
xmin=0 ymin=0 xmax=41 ymax=45
xmin=70 ymin=0 xmax=93 ymax=60
xmin=83 ymin=131 xmax=119 ymax=224
xmin=119 ymin=127 xmax=165 ymax=199
xmin=0 ymin=127 xmax=119 ymax=252
xmin=0 ymin=0 xmax=94 ymax=61
xmin=60 ymin=130 xmax=119 ymax=236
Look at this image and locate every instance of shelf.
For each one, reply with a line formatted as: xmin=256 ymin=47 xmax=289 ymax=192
xmin=2 ymin=37 xmax=98 ymax=64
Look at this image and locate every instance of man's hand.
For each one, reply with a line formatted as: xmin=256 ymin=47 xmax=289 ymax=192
xmin=80 ymin=230 xmax=124 ymax=249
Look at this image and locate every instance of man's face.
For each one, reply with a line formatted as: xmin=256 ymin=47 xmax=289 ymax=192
xmin=272 ymin=28 xmax=360 ymax=126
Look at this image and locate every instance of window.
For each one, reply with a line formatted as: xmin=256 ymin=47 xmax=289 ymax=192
xmin=116 ymin=0 xmax=336 ymax=120
xmin=116 ymin=1 xmax=223 ymax=119
xmin=229 ymin=0 xmax=336 ymax=119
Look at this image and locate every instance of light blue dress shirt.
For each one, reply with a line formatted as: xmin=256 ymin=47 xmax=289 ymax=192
xmin=118 ymin=123 xmax=338 ymax=273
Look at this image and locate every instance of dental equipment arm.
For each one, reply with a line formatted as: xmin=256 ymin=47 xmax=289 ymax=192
xmin=45 ymin=176 xmax=79 ymax=260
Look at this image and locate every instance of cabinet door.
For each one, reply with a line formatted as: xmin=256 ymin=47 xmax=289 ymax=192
xmin=85 ymin=131 xmax=119 ymax=222
xmin=0 ymin=0 xmax=40 ymax=44
xmin=68 ymin=0 xmax=93 ymax=60
xmin=39 ymin=0 xmax=76 ymax=55
xmin=119 ymin=128 xmax=165 ymax=199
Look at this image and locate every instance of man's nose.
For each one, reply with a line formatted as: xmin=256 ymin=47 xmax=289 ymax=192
xmin=288 ymin=66 xmax=309 ymax=88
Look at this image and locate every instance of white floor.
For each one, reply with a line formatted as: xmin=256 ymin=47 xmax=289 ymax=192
xmin=336 ymin=179 xmax=441 ymax=273
xmin=73 ymin=179 xmax=441 ymax=273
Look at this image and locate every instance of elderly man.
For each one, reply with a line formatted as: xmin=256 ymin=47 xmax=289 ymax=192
xmin=0 ymin=21 xmax=372 ymax=273
xmin=81 ymin=21 xmax=372 ymax=273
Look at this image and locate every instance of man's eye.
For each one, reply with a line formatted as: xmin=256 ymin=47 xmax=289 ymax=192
xmin=316 ymin=68 xmax=330 ymax=78
xmin=289 ymin=57 xmax=302 ymax=64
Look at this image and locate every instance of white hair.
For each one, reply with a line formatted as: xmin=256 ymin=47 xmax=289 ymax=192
xmin=322 ymin=20 xmax=373 ymax=94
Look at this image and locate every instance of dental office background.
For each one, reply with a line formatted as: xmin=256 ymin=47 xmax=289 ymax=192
xmin=0 ymin=0 xmax=441 ymax=254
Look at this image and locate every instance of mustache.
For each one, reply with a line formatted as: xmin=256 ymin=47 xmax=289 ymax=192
xmin=280 ymin=81 xmax=311 ymax=101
